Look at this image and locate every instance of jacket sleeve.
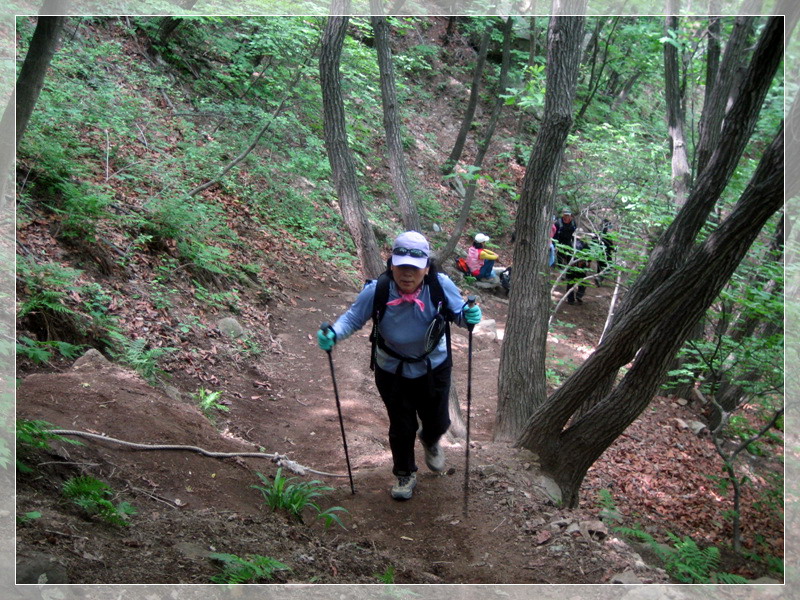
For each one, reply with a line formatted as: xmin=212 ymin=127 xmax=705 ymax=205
xmin=438 ymin=273 xmax=471 ymax=329
xmin=479 ymin=249 xmax=499 ymax=260
xmin=331 ymin=282 xmax=376 ymax=342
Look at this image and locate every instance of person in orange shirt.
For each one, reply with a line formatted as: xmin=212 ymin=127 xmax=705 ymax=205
xmin=466 ymin=233 xmax=499 ymax=281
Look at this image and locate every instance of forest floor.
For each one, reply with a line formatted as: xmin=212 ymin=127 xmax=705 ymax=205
xmin=15 ymin=264 xmax=783 ymax=585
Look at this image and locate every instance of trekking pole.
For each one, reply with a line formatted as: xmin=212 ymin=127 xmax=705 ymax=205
xmin=462 ymin=296 xmax=476 ymax=517
xmin=321 ymin=322 xmax=355 ymax=495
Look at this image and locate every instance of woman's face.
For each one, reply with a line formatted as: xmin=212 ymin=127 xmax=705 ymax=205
xmin=391 ymin=264 xmax=428 ymax=294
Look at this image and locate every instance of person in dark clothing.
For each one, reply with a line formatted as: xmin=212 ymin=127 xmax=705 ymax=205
xmin=553 ymin=208 xmax=577 ymax=266
xmin=565 ymin=239 xmax=590 ymax=304
xmin=595 ymin=220 xmax=615 ymax=286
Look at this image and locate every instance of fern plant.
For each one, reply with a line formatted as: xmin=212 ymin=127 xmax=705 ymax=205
xmin=194 ymin=388 xmax=229 ymax=422
xmin=106 ymin=331 xmax=173 ymax=382
xmin=252 ymin=469 xmax=348 ymax=529
xmin=62 ymin=475 xmax=137 ymax=527
xmin=16 ymin=419 xmax=83 ymax=473
xmin=209 ymin=552 xmax=289 ymax=584
xmin=615 ymin=527 xmax=749 ymax=583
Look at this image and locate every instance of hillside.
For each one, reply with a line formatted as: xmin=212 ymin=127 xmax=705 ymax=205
xmin=14 ymin=16 xmax=783 ymax=586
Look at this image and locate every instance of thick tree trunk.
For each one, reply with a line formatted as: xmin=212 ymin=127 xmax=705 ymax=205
xmin=696 ymin=15 xmax=755 ymax=175
xmin=320 ymin=10 xmax=385 ymax=279
xmin=570 ymin=15 xmax=784 ymax=417
xmin=517 ymin=125 xmax=783 ymax=507
xmin=370 ymin=8 xmax=421 ymax=232
xmin=494 ymin=14 xmax=585 ymax=441
xmin=441 ymin=23 xmax=492 ymax=176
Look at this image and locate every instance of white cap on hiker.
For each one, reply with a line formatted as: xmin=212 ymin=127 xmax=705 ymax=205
xmin=391 ymin=231 xmax=430 ymax=269
xmin=474 ymin=233 xmax=490 ymax=243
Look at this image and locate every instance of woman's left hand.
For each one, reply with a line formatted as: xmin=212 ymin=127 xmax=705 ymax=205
xmin=463 ymin=304 xmax=482 ymax=325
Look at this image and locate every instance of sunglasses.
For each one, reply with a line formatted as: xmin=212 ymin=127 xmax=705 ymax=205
xmin=392 ymin=247 xmax=428 ymax=258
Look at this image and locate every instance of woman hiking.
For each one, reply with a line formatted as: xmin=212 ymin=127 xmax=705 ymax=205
xmin=317 ymin=231 xmax=482 ymax=500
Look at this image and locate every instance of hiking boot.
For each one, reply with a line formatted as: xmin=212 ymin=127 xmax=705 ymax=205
xmin=391 ymin=473 xmax=417 ymax=500
xmin=422 ymin=440 xmax=445 ymax=472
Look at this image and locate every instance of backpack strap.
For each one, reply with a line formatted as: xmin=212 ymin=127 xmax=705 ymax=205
xmin=369 ymin=269 xmax=454 ymax=375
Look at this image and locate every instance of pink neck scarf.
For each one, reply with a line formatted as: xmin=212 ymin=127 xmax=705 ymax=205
xmin=386 ymin=288 xmax=425 ymax=312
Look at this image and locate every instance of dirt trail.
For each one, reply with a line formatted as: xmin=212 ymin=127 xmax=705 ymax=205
xmin=16 ymin=272 xmax=670 ymax=584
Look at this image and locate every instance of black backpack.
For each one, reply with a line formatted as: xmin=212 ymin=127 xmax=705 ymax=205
xmin=368 ymin=263 xmax=455 ymax=375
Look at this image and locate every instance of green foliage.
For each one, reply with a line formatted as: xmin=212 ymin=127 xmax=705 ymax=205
xmin=252 ymin=469 xmax=348 ymax=529
xmin=62 ymin=475 xmax=137 ymax=527
xmin=17 ymin=511 xmax=42 ymax=525
xmin=17 ymin=336 xmax=83 ymax=365
xmin=194 ymin=388 xmax=229 ymax=421
xmin=106 ymin=332 xmax=173 ymax=383
xmin=374 ymin=565 xmax=396 ymax=584
xmin=45 ymin=181 xmax=114 ymax=242
xmin=395 ymin=44 xmax=439 ymax=76
xmin=595 ymin=489 xmax=623 ymax=524
xmin=16 ymin=419 xmax=83 ymax=473
xmin=615 ymin=527 xmax=749 ymax=584
xmin=209 ymin=552 xmax=289 ymax=584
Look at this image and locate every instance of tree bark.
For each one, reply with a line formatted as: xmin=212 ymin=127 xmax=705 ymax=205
xmin=441 ymin=22 xmax=492 ymax=176
xmin=370 ymin=7 xmax=421 ymax=232
xmin=696 ymin=15 xmax=755 ymax=175
xmin=663 ymin=11 xmax=691 ymax=208
xmin=494 ymin=14 xmax=585 ymax=441
xmin=320 ymin=8 xmax=385 ymax=279
xmin=15 ymin=16 xmax=66 ymax=148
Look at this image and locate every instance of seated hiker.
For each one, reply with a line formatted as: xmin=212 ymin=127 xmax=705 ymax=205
xmin=565 ymin=238 xmax=590 ymax=305
xmin=466 ymin=233 xmax=500 ymax=281
xmin=316 ymin=231 xmax=482 ymax=501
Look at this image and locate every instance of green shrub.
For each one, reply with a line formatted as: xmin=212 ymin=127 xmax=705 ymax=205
xmin=62 ymin=475 xmax=137 ymax=527
xmin=209 ymin=552 xmax=289 ymax=584
xmin=252 ymin=469 xmax=348 ymax=529
xmin=16 ymin=419 xmax=83 ymax=473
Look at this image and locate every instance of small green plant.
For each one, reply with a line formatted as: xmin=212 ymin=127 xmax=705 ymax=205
xmin=596 ymin=489 xmax=623 ymax=524
xmin=62 ymin=475 xmax=137 ymax=527
xmin=252 ymin=469 xmax=348 ymax=529
xmin=194 ymin=388 xmax=229 ymax=421
xmin=374 ymin=565 xmax=396 ymax=584
xmin=16 ymin=336 xmax=83 ymax=365
xmin=209 ymin=552 xmax=289 ymax=584
xmin=106 ymin=332 xmax=173 ymax=382
xmin=16 ymin=419 xmax=83 ymax=473
xmin=615 ymin=527 xmax=749 ymax=583
xmin=17 ymin=511 xmax=42 ymax=525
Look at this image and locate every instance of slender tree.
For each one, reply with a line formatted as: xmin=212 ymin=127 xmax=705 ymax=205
xmin=663 ymin=6 xmax=691 ymax=208
xmin=494 ymin=14 xmax=586 ymax=441
xmin=320 ymin=4 xmax=385 ymax=279
xmin=370 ymin=1 xmax=421 ymax=232
xmin=441 ymin=21 xmax=492 ymax=176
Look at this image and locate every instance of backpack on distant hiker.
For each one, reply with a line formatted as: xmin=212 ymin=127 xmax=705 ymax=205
xmin=455 ymin=257 xmax=471 ymax=275
xmin=367 ymin=261 xmax=455 ymax=374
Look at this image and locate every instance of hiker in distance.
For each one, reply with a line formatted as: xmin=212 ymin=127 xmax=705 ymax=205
xmin=466 ymin=232 xmax=500 ymax=281
xmin=317 ymin=231 xmax=483 ymax=500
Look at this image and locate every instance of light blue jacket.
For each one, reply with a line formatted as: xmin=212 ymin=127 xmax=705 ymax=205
xmin=331 ymin=273 xmax=469 ymax=378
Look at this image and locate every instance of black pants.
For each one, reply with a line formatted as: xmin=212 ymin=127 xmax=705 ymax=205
xmin=374 ymin=362 xmax=452 ymax=476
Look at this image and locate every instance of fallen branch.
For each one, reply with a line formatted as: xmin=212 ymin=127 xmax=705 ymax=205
xmin=48 ymin=429 xmax=348 ymax=478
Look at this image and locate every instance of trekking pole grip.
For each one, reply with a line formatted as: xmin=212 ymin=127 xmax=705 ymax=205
xmin=465 ymin=296 xmax=477 ymax=332
xmin=320 ymin=322 xmax=333 ymax=353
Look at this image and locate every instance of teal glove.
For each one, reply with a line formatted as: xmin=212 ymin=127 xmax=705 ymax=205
xmin=463 ymin=304 xmax=482 ymax=325
xmin=317 ymin=327 xmax=336 ymax=352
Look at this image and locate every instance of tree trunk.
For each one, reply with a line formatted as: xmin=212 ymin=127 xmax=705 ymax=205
xmin=575 ymin=17 xmax=620 ymax=123
xmin=441 ymin=23 xmax=492 ymax=176
xmin=437 ymin=16 xmax=514 ymax=267
xmin=571 ymin=15 xmax=784 ymax=417
xmin=370 ymin=7 xmax=421 ymax=232
xmin=663 ymin=12 xmax=691 ymax=208
xmin=494 ymin=14 xmax=586 ymax=441
xmin=319 ymin=8 xmax=384 ymax=279
xmin=15 ymin=16 xmax=66 ymax=148
xmin=517 ymin=123 xmax=783 ymax=508
xmin=696 ymin=15 xmax=755 ymax=175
